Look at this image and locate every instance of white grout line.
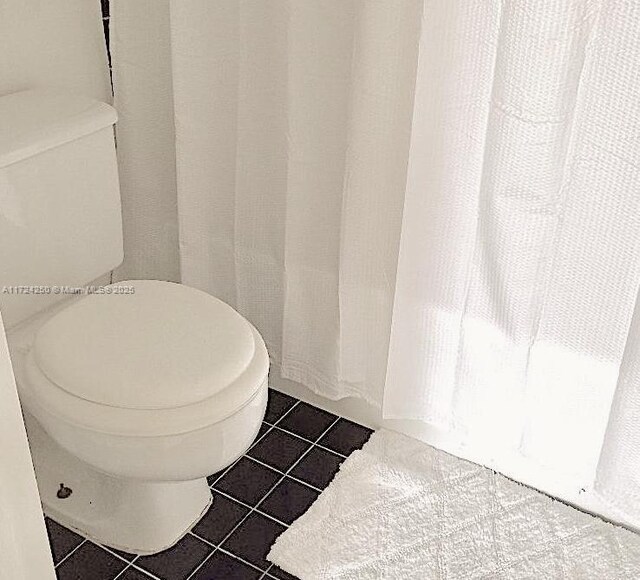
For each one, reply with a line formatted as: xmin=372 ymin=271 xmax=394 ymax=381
xmin=266 ymin=399 xmax=301 ymax=429
xmin=112 ymin=566 xmax=130 ymax=580
xmin=241 ymin=454 xmax=286 ymax=478
xmin=53 ymin=538 xmax=87 ymax=568
xmin=243 ymin=454 xmax=324 ymax=493
xmin=112 ymin=564 xmax=134 ymax=580
xmin=249 ymin=426 xmax=274 ymax=451
xmin=261 ymin=422 xmax=348 ymax=459
xmin=207 ymin=454 xmax=246 ymax=488
xmin=188 ymin=530 xmax=287 ymax=579
xmin=313 ymin=442 xmax=347 ymax=458
xmin=54 ymin=535 xmax=160 ymax=580
xmin=209 ymin=487 xmax=289 ymax=528
xmin=114 ymin=561 xmax=163 ymax=580
xmin=100 ymin=545 xmax=139 ymax=565
xmin=113 ymin=561 xmax=162 ymax=580
xmin=189 ymin=531 xmax=269 ymax=576
xmin=187 ymin=530 xmax=216 ymax=549
xmin=217 ymin=546 xmax=272 ymax=575
xmin=184 ymin=549 xmax=219 ymax=580
xmin=55 ymin=540 xmax=155 ymax=580
xmin=180 ymin=532 xmax=220 ymax=580
xmin=263 ymin=398 xmax=301 ymax=428
xmin=285 ymin=473 xmax=323 ymax=493
xmin=109 ymin=550 xmax=161 ymax=580
xmin=209 ymin=487 xmax=255 ymax=511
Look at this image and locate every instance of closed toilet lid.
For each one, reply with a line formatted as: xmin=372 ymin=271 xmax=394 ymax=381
xmin=33 ymin=280 xmax=257 ymax=410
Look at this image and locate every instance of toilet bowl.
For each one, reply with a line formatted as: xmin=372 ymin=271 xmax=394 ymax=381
xmin=0 ymin=89 xmax=270 ymax=554
xmin=9 ymin=279 xmax=269 ymax=554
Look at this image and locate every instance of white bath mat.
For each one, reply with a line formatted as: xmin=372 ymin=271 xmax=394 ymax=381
xmin=268 ymin=430 xmax=640 ymax=579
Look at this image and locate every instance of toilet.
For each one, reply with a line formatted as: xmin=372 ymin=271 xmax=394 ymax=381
xmin=0 ymin=90 xmax=269 ymax=554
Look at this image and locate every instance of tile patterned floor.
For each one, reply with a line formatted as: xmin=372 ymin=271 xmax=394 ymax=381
xmin=48 ymin=389 xmax=373 ymax=580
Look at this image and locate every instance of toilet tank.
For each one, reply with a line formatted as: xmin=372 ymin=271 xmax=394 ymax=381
xmin=0 ymin=90 xmax=123 ymax=328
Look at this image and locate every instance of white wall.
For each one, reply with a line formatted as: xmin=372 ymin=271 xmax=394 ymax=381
xmin=110 ymin=0 xmax=181 ymax=283
xmin=0 ymin=311 xmax=55 ymax=580
xmin=0 ymin=0 xmax=111 ymax=101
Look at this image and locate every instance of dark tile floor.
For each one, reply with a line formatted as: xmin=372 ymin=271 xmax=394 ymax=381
xmin=48 ymin=389 xmax=373 ymax=580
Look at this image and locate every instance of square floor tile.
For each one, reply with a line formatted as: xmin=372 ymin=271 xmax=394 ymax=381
xmin=214 ymin=457 xmax=281 ymax=505
xmin=116 ymin=567 xmax=156 ymax=580
xmin=190 ymin=550 xmax=263 ymax=580
xmin=45 ymin=518 xmax=84 ymax=564
xmin=259 ymin=478 xmax=319 ymax=525
xmin=222 ymin=512 xmax=286 ymax=571
xmin=264 ymin=390 xmax=298 ymax=423
xmin=269 ymin=564 xmax=300 ymax=580
xmin=56 ymin=542 xmax=127 ymax=580
xmin=278 ymin=403 xmax=337 ymax=441
xmin=192 ymin=492 xmax=250 ymax=545
xmin=318 ymin=418 xmax=373 ymax=455
xmin=136 ymin=534 xmax=212 ymax=580
xmin=247 ymin=429 xmax=310 ymax=472
xmin=289 ymin=446 xmax=343 ymax=490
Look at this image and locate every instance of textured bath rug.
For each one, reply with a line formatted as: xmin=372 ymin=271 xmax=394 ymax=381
xmin=268 ymin=429 xmax=640 ymax=579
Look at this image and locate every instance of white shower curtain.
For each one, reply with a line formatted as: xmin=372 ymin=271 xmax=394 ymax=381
xmin=387 ymin=0 xmax=640 ymax=486
xmin=112 ymin=0 xmax=640 ymax=527
xmin=166 ymin=0 xmax=421 ymax=406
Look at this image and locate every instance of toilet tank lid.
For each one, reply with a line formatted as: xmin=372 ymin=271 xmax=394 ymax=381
xmin=0 ymin=89 xmax=117 ymax=168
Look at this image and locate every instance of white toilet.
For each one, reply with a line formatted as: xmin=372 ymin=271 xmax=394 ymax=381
xmin=0 ymin=90 xmax=269 ymax=554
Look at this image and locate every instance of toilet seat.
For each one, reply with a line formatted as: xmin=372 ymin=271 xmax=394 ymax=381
xmin=19 ymin=281 xmax=269 ymax=437
xmin=34 ymin=280 xmax=256 ymax=410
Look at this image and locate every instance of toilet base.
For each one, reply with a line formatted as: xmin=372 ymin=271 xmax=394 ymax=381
xmin=25 ymin=413 xmax=212 ymax=555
